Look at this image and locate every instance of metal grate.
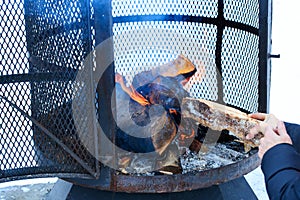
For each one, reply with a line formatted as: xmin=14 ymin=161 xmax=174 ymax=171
xmin=0 ymin=0 xmax=35 ymax=178
xmin=113 ymin=21 xmax=218 ymax=101
xmin=111 ymin=0 xmax=218 ymax=18
xmin=0 ymin=0 xmax=266 ymax=183
xmin=26 ymin=0 xmax=98 ymax=177
xmin=0 ymin=0 xmax=98 ymax=181
xmin=224 ymin=0 xmax=259 ymax=29
xmin=112 ymin=0 xmax=260 ymax=111
xmin=222 ymin=27 xmax=259 ymax=112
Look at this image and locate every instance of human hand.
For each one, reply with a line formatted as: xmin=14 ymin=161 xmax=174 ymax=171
xmin=257 ymin=120 xmax=292 ymax=158
xmin=246 ymin=113 xmax=292 ymax=158
xmin=246 ymin=113 xmax=279 ymax=140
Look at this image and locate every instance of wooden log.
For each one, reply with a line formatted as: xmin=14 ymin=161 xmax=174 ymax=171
xmin=181 ymin=97 xmax=263 ymax=148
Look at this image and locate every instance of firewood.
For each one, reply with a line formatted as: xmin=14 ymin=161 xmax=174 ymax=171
xmin=181 ymin=97 xmax=263 ymax=149
xmin=189 ymin=139 xmax=203 ymax=153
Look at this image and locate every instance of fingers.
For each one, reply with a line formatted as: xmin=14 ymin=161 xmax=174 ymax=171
xmin=248 ymin=113 xmax=268 ymax=121
xmin=246 ymin=122 xmax=268 ymax=139
xmin=247 ymin=115 xmax=293 ymax=159
xmin=247 ymin=113 xmax=279 ymax=139
xmin=264 ymin=114 xmax=279 ymax=130
xmin=258 ymin=126 xmax=279 ymax=159
xmin=246 ymin=113 xmax=267 ymax=139
xmin=257 ymin=137 xmax=268 ymax=159
xmin=263 ymin=125 xmax=279 ymax=138
xmin=246 ymin=130 xmax=255 ymax=139
xmin=246 ymin=124 xmax=261 ymax=139
xmin=276 ymin=121 xmax=293 ymax=145
xmin=258 ymin=141 xmax=264 ymax=159
xmin=257 ymin=121 xmax=293 ymax=159
xmin=276 ymin=120 xmax=287 ymax=136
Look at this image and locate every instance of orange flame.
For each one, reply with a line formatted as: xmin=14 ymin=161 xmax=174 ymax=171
xmin=168 ymin=108 xmax=178 ymax=115
xmin=129 ymin=85 xmax=150 ymax=106
xmin=115 ymin=73 xmax=150 ymax=106
xmin=179 ymin=128 xmax=195 ymax=141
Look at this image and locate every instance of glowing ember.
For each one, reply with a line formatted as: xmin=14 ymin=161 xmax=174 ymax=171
xmin=179 ymin=128 xmax=195 ymax=141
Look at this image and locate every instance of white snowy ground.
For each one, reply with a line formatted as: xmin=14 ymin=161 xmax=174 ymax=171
xmin=245 ymin=167 xmax=269 ymax=200
xmin=0 ymin=178 xmax=57 ymax=200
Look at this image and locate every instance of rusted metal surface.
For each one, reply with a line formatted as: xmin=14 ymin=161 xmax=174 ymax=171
xmin=113 ymin=153 xmax=260 ymax=193
xmin=68 ymin=152 xmax=260 ymax=193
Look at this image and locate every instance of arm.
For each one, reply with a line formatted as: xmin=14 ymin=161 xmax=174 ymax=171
xmin=248 ymin=114 xmax=300 ymax=199
xmin=284 ymin=122 xmax=300 ymax=153
xmin=262 ymin=143 xmax=300 ymax=200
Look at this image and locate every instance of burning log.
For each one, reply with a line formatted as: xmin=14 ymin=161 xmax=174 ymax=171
xmin=115 ymin=54 xmax=263 ymax=174
xmin=181 ymin=97 xmax=263 ymax=150
xmin=189 ymin=139 xmax=203 ymax=153
xmin=114 ymin=55 xmax=199 ymax=174
xmin=131 ymin=54 xmax=197 ymax=89
xmin=115 ymin=54 xmax=198 ymax=156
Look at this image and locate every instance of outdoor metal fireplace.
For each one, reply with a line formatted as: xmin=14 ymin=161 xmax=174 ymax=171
xmin=0 ymin=0 xmax=272 ymax=194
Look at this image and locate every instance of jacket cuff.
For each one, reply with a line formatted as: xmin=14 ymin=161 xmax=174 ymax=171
xmin=261 ymin=143 xmax=300 ymax=181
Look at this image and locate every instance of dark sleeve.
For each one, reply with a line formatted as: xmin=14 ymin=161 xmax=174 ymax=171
xmin=261 ymin=143 xmax=300 ymax=200
xmin=285 ymin=122 xmax=300 ymax=153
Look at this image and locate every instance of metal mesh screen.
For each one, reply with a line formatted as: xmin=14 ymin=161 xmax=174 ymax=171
xmin=222 ymin=28 xmax=259 ymax=111
xmin=112 ymin=0 xmax=260 ymax=111
xmin=26 ymin=0 xmax=98 ymax=177
xmin=113 ymin=21 xmax=218 ymax=101
xmin=111 ymin=0 xmax=218 ymax=18
xmin=0 ymin=0 xmax=263 ymax=182
xmin=0 ymin=0 xmax=98 ymax=181
xmin=0 ymin=0 xmax=35 ymax=179
xmin=224 ymin=0 xmax=259 ymax=29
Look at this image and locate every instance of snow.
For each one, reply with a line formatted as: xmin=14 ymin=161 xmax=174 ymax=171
xmin=0 ymin=178 xmax=57 ymax=189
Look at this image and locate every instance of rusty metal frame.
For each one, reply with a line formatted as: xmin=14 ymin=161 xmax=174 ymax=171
xmin=66 ymin=153 xmax=260 ymax=193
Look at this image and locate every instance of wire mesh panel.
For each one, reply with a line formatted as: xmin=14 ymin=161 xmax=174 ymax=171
xmin=222 ymin=28 xmax=259 ymax=111
xmin=0 ymin=0 xmax=99 ymax=181
xmin=113 ymin=21 xmax=218 ymax=101
xmin=0 ymin=0 xmax=267 ymax=186
xmin=112 ymin=0 xmax=260 ymax=112
xmin=0 ymin=0 xmax=37 ymax=180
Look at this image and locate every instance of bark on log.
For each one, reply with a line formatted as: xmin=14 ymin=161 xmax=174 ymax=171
xmin=181 ymin=97 xmax=262 ymax=148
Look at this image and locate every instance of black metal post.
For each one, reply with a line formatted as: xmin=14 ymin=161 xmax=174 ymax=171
xmin=258 ymin=0 xmax=273 ymax=113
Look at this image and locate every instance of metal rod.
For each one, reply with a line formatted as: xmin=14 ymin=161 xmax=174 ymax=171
xmin=113 ymin=15 xmax=259 ymax=35
xmin=258 ymin=0 xmax=273 ymax=113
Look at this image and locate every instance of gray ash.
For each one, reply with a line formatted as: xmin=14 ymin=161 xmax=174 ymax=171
xmin=180 ymin=143 xmax=249 ymax=174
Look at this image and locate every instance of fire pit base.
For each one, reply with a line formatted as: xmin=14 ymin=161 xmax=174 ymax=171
xmin=51 ymin=177 xmax=257 ymax=200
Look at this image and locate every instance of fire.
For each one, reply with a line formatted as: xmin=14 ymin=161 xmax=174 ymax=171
xmin=179 ymin=128 xmax=195 ymax=141
xmin=115 ymin=54 xmax=202 ymax=107
xmin=129 ymin=85 xmax=150 ymax=106
xmin=168 ymin=108 xmax=178 ymax=115
xmin=157 ymin=54 xmax=196 ymax=77
xmin=183 ymin=60 xmax=206 ymax=91
xmin=115 ymin=73 xmax=150 ymax=106
xmin=181 ymin=76 xmax=192 ymax=86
